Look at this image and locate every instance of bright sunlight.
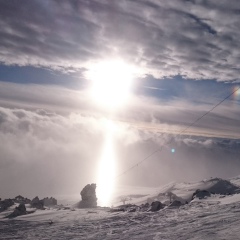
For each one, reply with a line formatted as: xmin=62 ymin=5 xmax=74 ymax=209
xmin=96 ymin=120 xmax=117 ymax=206
xmin=86 ymin=59 xmax=137 ymax=110
xmin=86 ymin=59 xmax=139 ymax=206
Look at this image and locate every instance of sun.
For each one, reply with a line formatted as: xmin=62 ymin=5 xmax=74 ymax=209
xmin=84 ymin=59 xmax=139 ymax=206
xmin=86 ymin=59 xmax=136 ymax=110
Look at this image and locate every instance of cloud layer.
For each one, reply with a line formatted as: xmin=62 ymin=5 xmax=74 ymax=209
xmin=0 ymin=81 xmax=239 ymax=139
xmin=1 ymin=0 xmax=240 ymax=81
xmin=0 ymin=105 xmax=240 ymax=199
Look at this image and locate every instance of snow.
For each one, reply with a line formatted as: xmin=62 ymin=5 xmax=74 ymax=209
xmin=1 ymin=177 xmax=240 ymax=239
xmin=114 ymin=177 xmax=240 ymax=206
xmin=230 ymin=175 xmax=240 ymax=187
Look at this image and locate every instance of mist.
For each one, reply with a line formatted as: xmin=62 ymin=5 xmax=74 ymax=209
xmin=1 ymin=105 xmax=239 ymax=200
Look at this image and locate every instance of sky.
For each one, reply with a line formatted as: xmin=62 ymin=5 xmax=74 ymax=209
xmin=0 ymin=0 xmax=240 ymax=204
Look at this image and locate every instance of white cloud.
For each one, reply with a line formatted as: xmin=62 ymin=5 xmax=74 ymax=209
xmin=0 ymin=0 xmax=240 ymax=81
xmin=0 ymin=105 xmax=144 ymax=198
xmin=0 ymin=81 xmax=240 ymax=139
xmin=0 ymin=104 xmax=240 ymax=199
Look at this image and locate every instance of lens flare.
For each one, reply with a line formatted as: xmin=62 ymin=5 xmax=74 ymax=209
xmin=233 ymin=86 xmax=240 ymax=99
xmin=171 ymin=148 xmax=175 ymax=153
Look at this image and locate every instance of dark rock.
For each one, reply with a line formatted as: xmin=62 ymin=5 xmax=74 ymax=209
xmin=169 ymin=200 xmax=182 ymax=207
xmin=139 ymin=202 xmax=150 ymax=211
xmin=43 ymin=197 xmax=57 ymax=206
xmin=142 ymin=202 xmax=150 ymax=208
xmin=7 ymin=203 xmax=27 ymax=218
xmin=79 ymin=183 xmax=97 ymax=208
xmin=192 ymin=189 xmax=211 ymax=200
xmin=207 ymin=178 xmax=239 ymax=195
xmin=148 ymin=201 xmax=163 ymax=212
xmin=14 ymin=195 xmax=31 ymax=204
xmin=0 ymin=199 xmax=14 ymax=212
xmin=16 ymin=203 xmax=26 ymax=212
xmin=31 ymin=196 xmax=44 ymax=209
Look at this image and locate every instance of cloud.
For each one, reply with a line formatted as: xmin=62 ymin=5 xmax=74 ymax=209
xmin=0 ymin=106 xmax=138 ymax=198
xmin=0 ymin=81 xmax=239 ymax=139
xmin=0 ymin=0 xmax=240 ymax=81
xmin=0 ymin=105 xmax=239 ymax=199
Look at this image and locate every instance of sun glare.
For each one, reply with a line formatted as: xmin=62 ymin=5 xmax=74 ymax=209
xmin=86 ymin=60 xmax=139 ymax=206
xmin=86 ymin=60 xmax=136 ymax=110
xmin=97 ymin=121 xmax=116 ymax=206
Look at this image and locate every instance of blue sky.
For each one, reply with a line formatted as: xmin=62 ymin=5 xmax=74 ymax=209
xmin=0 ymin=0 xmax=240 ymax=198
xmin=0 ymin=64 xmax=239 ymax=107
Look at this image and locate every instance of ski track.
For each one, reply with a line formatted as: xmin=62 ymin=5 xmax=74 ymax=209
xmin=1 ymin=201 xmax=240 ymax=239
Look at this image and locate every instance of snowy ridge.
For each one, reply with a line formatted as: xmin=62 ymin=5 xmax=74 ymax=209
xmin=113 ymin=177 xmax=240 ymax=206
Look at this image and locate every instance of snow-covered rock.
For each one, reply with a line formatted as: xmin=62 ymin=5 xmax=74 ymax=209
xmin=192 ymin=190 xmax=211 ymax=200
xmin=31 ymin=197 xmax=44 ymax=209
xmin=206 ymin=178 xmax=240 ymax=194
xmin=2 ymin=176 xmax=240 ymax=239
xmin=78 ymin=183 xmax=97 ymax=208
xmin=14 ymin=195 xmax=31 ymax=204
xmin=116 ymin=177 xmax=240 ymax=207
xmin=43 ymin=197 xmax=57 ymax=206
xmin=0 ymin=199 xmax=14 ymax=212
xmin=169 ymin=200 xmax=182 ymax=207
xmin=148 ymin=201 xmax=163 ymax=212
xmin=7 ymin=203 xmax=27 ymax=218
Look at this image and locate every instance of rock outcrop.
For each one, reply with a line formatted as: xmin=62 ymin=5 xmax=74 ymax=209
xmin=140 ymin=202 xmax=150 ymax=211
xmin=148 ymin=201 xmax=163 ymax=212
xmin=0 ymin=199 xmax=14 ymax=212
xmin=169 ymin=200 xmax=182 ymax=207
xmin=207 ymin=178 xmax=240 ymax=195
xmin=7 ymin=203 xmax=27 ymax=218
xmin=192 ymin=189 xmax=211 ymax=200
xmin=43 ymin=197 xmax=57 ymax=206
xmin=14 ymin=195 xmax=31 ymax=204
xmin=79 ymin=183 xmax=97 ymax=208
xmin=31 ymin=196 xmax=44 ymax=209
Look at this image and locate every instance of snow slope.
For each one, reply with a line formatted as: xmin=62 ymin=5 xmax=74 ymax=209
xmin=114 ymin=177 xmax=240 ymax=206
xmin=1 ymin=177 xmax=240 ymax=239
xmin=230 ymin=175 xmax=240 ymax=187
xmin=1 ymin=197 xmax=240 ymax=239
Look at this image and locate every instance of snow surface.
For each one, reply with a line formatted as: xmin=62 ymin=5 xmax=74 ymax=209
xmin=1 ymin=177 xmax=240 ymax=239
